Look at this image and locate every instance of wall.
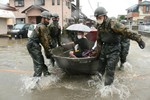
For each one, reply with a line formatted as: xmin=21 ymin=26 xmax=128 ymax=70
xmin=0 ymin=18 xmax=7 ymax=34
xmin=9 ymin=0 xmax=72 ymax=28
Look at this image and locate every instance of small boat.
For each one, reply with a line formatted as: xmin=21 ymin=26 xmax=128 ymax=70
xmin=52 ymin=43 xmax=99 ymax=75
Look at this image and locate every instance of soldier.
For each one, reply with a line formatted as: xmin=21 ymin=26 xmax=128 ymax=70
xmin=26 ymin=11 xmax=52 ymax=77
xmin=48 ymin=13 xmax=61 ymax=48
xmin=62 ymin=17 xmax=76 ymax=42
xmin=119 ymin=20 xmax=130 ymax=70
xmin=94 ymin=7 xmax=145 ymax=86
xmin=48 ymin=13 xmax=61 ymax=66
xmin=78 ymin=19 xmax=85 ymax=24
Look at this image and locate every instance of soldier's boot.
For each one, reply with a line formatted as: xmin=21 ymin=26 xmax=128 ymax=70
xmin=33 ymin=67 xmax=42 ymax=77
xmin=104 ymin=70 xmax=114 ymax=86
xmin=105 ymin=78 xmax=113 ymax=86
xmin=119 ymin=62 xmax=125 ymax=71
xmin=43 ymin=71 xmax=51 ymax=77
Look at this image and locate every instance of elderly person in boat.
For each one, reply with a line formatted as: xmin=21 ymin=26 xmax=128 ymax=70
xmin=69 ymin=31 xmax=90 ymax=58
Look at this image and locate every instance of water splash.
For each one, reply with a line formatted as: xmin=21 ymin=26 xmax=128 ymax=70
xmin=88 ymin=72 xmax=131 ymax=100
xmin=94 ymin=79 xmax=130 ymax=100
xmin=20 ymin=74 xmax=61 ymax=95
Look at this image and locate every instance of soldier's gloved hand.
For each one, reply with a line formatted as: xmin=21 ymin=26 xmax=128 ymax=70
xmin=138 ymin=40 xmax=145 ymax=49
xmin=45 ymin=49 xmax=53 ymax=59
xmin=46 ymin=53 xmax=53 ymax=59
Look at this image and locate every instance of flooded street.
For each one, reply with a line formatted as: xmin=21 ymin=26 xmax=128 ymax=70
xmin=0 ymin=37 xmax=150 ymax=100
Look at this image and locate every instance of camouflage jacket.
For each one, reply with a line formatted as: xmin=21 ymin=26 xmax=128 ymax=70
xmin=96 ymin=17 xmax=142 ymax=49
xmin=48 ymin=22 xmax=61 ymax=44
xmin=29 ymin=23 xmax=52 ymax=58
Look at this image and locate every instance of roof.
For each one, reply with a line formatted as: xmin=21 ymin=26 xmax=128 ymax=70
xmin=126 ymin=4 xmax=139 ymax=11
xmin=139 ymin=1 xmax=150 ymax=6
xmin=126 ymin=1 xmax=150 ymax=12
xmin=71 ymin=3 xmax=87 ymax=19
xmin=0 ymin=9 xmax=15 ymax=18
xmin=0 ymin=3 xmax=17 ymax=11
xmin=22 ymin=5 xmax=48 ymax=13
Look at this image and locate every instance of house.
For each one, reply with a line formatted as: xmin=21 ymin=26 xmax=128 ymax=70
xmin=9 ymin=0 xmax=74 ymax=28
xmin=0 ymin=3 xmax=17 ymax=35
xmin=126 ymin=0 xmax=150 ymax=26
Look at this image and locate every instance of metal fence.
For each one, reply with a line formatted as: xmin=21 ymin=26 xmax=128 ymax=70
xmin=138 ymin=25 xmax=150 ymax=33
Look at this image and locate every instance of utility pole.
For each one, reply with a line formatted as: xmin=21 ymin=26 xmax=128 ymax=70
xmin=97 ymin=2 xmax=99 ymax=8
xmin=62 ymin=0 xmax=64 ymax=27
xmin=76 ymin=0 xmax=80 ymax=23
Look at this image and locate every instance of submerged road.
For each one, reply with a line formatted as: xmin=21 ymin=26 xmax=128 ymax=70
xmin=0 ymin=36 xmax=150 ymax=100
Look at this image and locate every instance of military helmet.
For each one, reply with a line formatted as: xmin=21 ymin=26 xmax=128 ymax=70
xmin=52 ymin=13 xmax=59 ymax=18
xmin=68 ymin=17 xmax=75 ymax=24
xmin=78 ymin=19 xmax=84 ymax=23
xmin=41 ymin=11 xmax=52 ymax=20
xmin=94 ymin=7 xmax=107 ymax=17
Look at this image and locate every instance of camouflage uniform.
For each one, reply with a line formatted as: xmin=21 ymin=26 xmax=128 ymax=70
xmin=120 ymin=36 xmax=130 ymax=67
xmin=62 ymin=18 xmax=77 ymax=42
xmin=48 ymin=22 xmax=61 ymax=48
xmin=96 ymin=17 xmax=145 ymax=85
xmin=26 ymin=23 xmax=52 ymax=77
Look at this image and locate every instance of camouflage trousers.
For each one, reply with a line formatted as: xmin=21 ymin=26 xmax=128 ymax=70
xmin=27 ymin=41 xmax=49 ymax=77
xmin=120 ymin=39 xmax=130 ymax=64
xmin=98 ymin=43 xmax=120 ymax=85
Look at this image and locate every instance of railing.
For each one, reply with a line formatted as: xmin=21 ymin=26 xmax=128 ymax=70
xmin=138 ymin=25 xmax=150 ymax=33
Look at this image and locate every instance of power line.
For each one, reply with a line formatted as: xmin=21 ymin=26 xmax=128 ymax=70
xmin=87 ymin=0 xmax=94 ymax=12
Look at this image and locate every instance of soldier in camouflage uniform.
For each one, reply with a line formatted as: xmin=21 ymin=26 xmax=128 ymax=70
xmin=94 ymin=7 xmax=145 ymax=85
xmin=48 ymin=13 xmax=61 ymax=48
xmin=26 ymin=11 xmax=52 ymax=77
xmin=62 ymin=17 xmax=76 ymax=42
xmin=119 ymin=20 xmax=130 ymax=70
xmin=48 ymin=13 xmax=61 ymax=66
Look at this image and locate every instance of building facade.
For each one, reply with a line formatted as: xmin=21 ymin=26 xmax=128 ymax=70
xmin=9 ymin=0 xmax=74 ymax=28
xmin=0 ymin=3 xmax=16 ymax=34
xmin=126 ymin=0 xmax=150 ymax=26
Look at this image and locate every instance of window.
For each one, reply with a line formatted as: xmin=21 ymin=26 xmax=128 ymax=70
xmin=57 ymin=0 xmax=60 ymax=5
xmin=34 ymin=0 xmax=45 ymax=5
xmin=68 ymin=2 xmax=71 ymax=9
xmin=16 ymin=18 xmax=25 ymax=24
xmin=146 ymin=5 xmax=149 ymax=13
xmin=14 ymin=0 xmax=24 ymax=7
xmin=52 ymin=0 xmax=55 ymax=5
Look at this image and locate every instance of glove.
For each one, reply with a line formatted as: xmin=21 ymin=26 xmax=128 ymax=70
xmin=45 ymin=49 xmax=53 ymax=59
xmin=138 ymin=40 xmax=145 ymax=49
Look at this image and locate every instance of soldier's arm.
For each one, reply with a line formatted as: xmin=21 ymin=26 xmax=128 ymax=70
xmin=39 ymin=25 xmax=52 ymax=58
xmin=111 ymin=20 xmax=142 ymax=42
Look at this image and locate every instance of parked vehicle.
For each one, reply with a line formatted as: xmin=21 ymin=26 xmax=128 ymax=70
xmin=27 ymin=24 xmax=37 ymax=38
xmin=7 ymin=23 xmax=30 ymax=39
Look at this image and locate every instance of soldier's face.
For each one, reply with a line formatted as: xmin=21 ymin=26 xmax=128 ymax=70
xmin=44 ymin=18 xmax=50 ymax=25
xmin=96 ymin=16 xmax=104 ymax=24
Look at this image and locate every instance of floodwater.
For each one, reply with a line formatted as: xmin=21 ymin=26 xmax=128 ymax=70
xmin=0 ymin=37 xmax=150 ymax=100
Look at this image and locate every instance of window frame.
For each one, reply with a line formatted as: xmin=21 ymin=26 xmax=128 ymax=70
xmin=52 ymin=0 xmax=55 ymax=5
xmin=34 ymin=0 xmax=45 ymax=6
xmin=14 ymin=0 xmax=24 ymax=7
xmin=57 ymin=0 xmax=60 ymax=5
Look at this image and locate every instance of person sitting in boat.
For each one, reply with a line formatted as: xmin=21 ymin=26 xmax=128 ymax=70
xmin=69 ymin=31 xmax=90 ymax=58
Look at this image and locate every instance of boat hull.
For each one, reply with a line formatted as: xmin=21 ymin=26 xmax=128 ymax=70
xmin=52 ymin=46 xmax=99 ymax=75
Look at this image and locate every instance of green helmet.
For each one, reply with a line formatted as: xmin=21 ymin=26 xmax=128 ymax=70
xmin=78 ymin=19 xmax=84 ymax=23
xmin=94 ymin=7 xmax=107 ymax=17
xmin=52 ymin=13 xmax=59 ymax=18
xmin=41 ymin=11 xmax=52 ymax=20
xmin=68 ymin=17 xmax=75 ymax=24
